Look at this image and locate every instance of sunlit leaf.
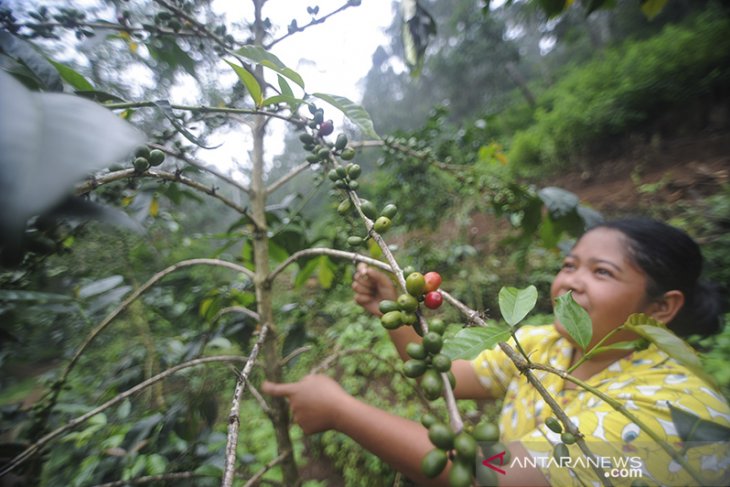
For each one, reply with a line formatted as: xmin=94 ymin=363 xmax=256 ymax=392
xmin=225 ymin=60 xmax=263 ymax=107
xmin=441 ymin=324 xmax=511 ymax=360
xmin=640 ymin=0 xmax=668 ymax=20
xmin=234 ymin=45 xmax=305 ymax=89
xmin=498 ymin=285 xmax=537 ymax=327
xmin=623 ymin=314 xmax=710 ymax=383
xmin=312 ymin=92 xmax=379 ymax=140
xmin=78 ymin=275 xmax=124 ymax=299
xmin=401 ymin=0 xmax=436 ymax=76
xmin=261 ymin=94 xmax=303 ymax=108
xmin=317 ymin=255 xmax=335 ymax=289
xmin=0 ymin=31 xmax=63 ymax=91
xmin=48 ymin=59 xmax=94 ymax=91
xmin=554 ymin=291 xmax=593 ymax=350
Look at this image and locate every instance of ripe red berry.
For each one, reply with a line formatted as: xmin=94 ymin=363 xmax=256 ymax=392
xmin=318 ymin=120 xmax=334 ymax=136
xmin=424 ymin=291 xmax=443 ymax=309
xmin=423 ymin=272 xmax=442 ymax=293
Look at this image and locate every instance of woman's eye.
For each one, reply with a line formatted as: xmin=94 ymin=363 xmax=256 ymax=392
xmin=561 ymin=261 xmax=575 ymax=270
xmin=595 ymin=268 xmax=613 ymax=277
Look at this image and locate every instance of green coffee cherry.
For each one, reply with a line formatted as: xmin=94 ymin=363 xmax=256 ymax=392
xmin=400 ymin=311 xmax=417 ymax=325
xmin=133 ymin=157 xmax=149 ymax=172
xmin=454 ymin=431 xmax=477 ymax=460
xmin=380 ymin=311 xmax=403 ymax=330
xmin=346 ymin=163 xmax=361 ymax=179
xmin=135 ymin=146 xmax=150 ymax=159
xmin=561 ymin=432 xmax=577 ymax=445
xmin=448 ymin=459 xmax=473 ymax=487
xmin=403 ymin=359 xmax=427 ymax=378
xmin=335 ymin=166 xmax=347 ymax=178
xmin=148 ymin=149 xmax=165 ymax=166
xmin=340 ymin=147 xmax=356 ymax=160
xmin=347 ymin=236 xmax=363 ymax=247
xmin=431 ymin=353 xmax=452 ymax=373
xmin=378 ymin=300 xmax=400 ymax=314
xmin=373 ymin=216 xmax=392 ymax=233
xmin=553 ymin=443 xmax=570 ymax=461
xmin=421 ymin=413 xmax=439 ymax=429
xmin=472 ymin=421 xmax=500 ymax=443
xmin=429 ymin=319 xmax=446 ymax=335
xmin=421 ymin=369 xmax=443 ymax=400
xmin=406 ymin=342 xmax=427 ymax=360
xmin=335 ymin=133 xmax=348 ymax=150
xmin=381 ymin=203 xmax=398 ymax=219
xmin=405 ymin=272 xmax=426 ymax=296
xmin=422 ymin=332 xmax=443 ymax=354
xmin=428 ymin=422 xmax=454 ymax=450
xmin=545 ymin=417 xmax=562 ymax=434
xmin=397 ymin=293 xmax=419 ymax=313
xmin=421 ymin=448 xmax=448 ymax=479
xmin=299 ymin=132 xmax=315 ymax=144
xmin=359 ymin=200 xmax=377 ymax=219
xmin=328 ymin=169 xmax=340 ymax=181
xmin=337 ymin=199 xmax=352 ymax=215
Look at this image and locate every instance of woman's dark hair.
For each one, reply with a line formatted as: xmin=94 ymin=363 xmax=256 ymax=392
xmin=590 ymin=218 xmax=725 ymax=337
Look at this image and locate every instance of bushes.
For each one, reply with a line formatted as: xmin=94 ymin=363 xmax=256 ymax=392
xmin=509 ymin=10 xmax=730 ymax=170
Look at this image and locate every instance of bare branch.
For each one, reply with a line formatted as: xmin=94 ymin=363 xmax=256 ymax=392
xmin=212 ymin=305 xmax=261 ymax=324
xmin=265 ymin=1 xmax=356 ymax=50
xmin=266 ymin=162 xmax=311 ymax=195
xmin=267 ymin=247 xmax=392 ymax=284
xmin=242 ymin=450 xmax=291 ymax=487
xmin=221 ymin=325 xmax=270 ymax=487
xmin=0 ymin=356 xmax=248 ymax=478
xmin=75 ymin=168 xmax=249 ymax=215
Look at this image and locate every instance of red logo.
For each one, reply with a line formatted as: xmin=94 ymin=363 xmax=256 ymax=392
xmin=482 ymin=450 xmax=507 ymax=475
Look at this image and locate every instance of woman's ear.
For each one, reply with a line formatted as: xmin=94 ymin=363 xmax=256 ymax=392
xmin=648 ymin=290 xmax=685 ymax=324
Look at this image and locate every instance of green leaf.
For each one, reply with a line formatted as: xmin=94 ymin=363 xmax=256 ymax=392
xmin=234 ymin=45 xmax=304 ymax=89
xmin=587 ymin=340 xmax=646 ymax=357
xmin=623 ymin=314 xmax=710 ymax=383
xmin=48 ymin=60 xmax=94 ymax=91
xmin=317 ymin=255 xmax=335 ymax=289
xmin=78 ymin=275 xmax=124 ymax=299
xmin=147 ymin=37 xmax=196 ymax=78
xmin=146 ymin=453 xmax=167 ymax=475
xmin=401 ymin=0 xmax=436 ymax=75
xmin=294 ymin=257 xmax=320 ymax=289
xmin=261 ymin=94 xmax=304 ymax=108
xmin=640 ymin=0 xmax=668 ymax=20
xmin=668 ymin=403 xmax=730 ymax=443
xmin=312 ymin=92 xmax=380 ymax=140
xmin=0 ymin=289 xmax=72 ymax=302
xmin=554 ymin=291 xmax=593 ymax=350
xmin=225 ymin=60 xmax=263 ymax=107
xmin=152 ymin=100 xmax=221 ymax=149
xmin=441 ymin=324 xmax=511 ymax=360
xmin=498 ymin=285 xmax=537 ymax=327
xmin=0 ymin=31 xmax=63 ymax=91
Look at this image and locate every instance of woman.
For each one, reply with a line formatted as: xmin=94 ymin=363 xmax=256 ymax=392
xmin=263 ymin=218 xmax=729 ymax=486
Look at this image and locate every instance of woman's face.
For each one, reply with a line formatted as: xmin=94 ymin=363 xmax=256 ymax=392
xmin=551 ymin=227 xmax=653 ymax=349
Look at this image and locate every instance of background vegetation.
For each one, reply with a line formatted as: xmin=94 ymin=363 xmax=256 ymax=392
xmin=1 ymin=0 xmax=729 ymax=485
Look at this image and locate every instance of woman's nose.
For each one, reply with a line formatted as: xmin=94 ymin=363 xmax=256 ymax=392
xmin=562 ymin=269 xmax=586 ymax=294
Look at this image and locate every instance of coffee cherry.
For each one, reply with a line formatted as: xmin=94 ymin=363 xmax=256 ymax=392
xmin=400 ymin=312 xmax=417 ymax=325
xmin=429 ymin=319 xmax=446 ymax=335
xmin=348 ymin=180 xmax=359 ymax=191
xmin=380 ymin=311 xmax=403 ymax=330
xmin=545 ymin=417 xmax=562 ymax=434
xmin=422 ymin=332 xmax=443 ymax=354
xmin=424 ymin=291 xmax=443 ymax=309
xmin=421 ymin=369 xmax=444 ymax=400
xmin=318 ymin=119 xmax=334 ymax=136
xmin=337 ymin=199 xmax=352 ymax=215
xmin=448 ymin=458 xmax=473 ymax=487
xmin=335 ymin=133 xmax=348 ymax=150
xmin=428 ymin=422 xmax=454 ymax=450
xmin=347 ymin=236 xmax=363 ymax=247
xmin=421 ymin=413 xmax=439 ymax=429
xmin=328 ymin=169 xmax=340 ymax=181
xmin=313 ymin=109 xmax=324 ymax=124
xmin=340 ymin=147 xmax=356 ymax=160
xmin=374 ymin=216 xmax=392 ymax=233
xmin=148 ymin=149 xmax=165 ymax=166
xmin=431 ymin=353 xmax=452 ymax=373
xmin=306 ymin=154 xmax=320 ymax=164
xmin=299 ymin=133 xmax=315 ymax=144
xmin=397 ymin=293 xmax=419 ymax=313
xmin=454 ymin=431 xmax=477 ymax=461
xmin=133 ymin=157 xmax=150 ymax=172
xmin=421 ymin=448 xmax=448 ymax=478
xmin=381 ymin=203 xmax=398 ymax=219
xmin=359 ymin=200 xmax=377 ymax=219
xmin=405 ymin=272 xmax=426 ymax=297
xmin=553 ymin=443 xmax=570 ymax=461
xmin=335 ymin=166 xmax=348 ymax=179
xmin=403 ymin=359 xmax=427 ymax=378
xmin=472 ymin=421 xmax=500 ymax=443
xmin=346 ymin=163 xmax=361 ymax=179
xmin=379 ymin=300 xmax=400 ymax=314
xmin=406 ymin=342 xmax=427 ymax=360
xmin=561 ymin=432 xmax=577 ymax=445
xmin=423 ymin=271 xmax=442 ymax=292
xmin=135 ymin=146 xmax=150 ymax=159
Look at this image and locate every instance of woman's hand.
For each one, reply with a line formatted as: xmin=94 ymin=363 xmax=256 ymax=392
xmin=262 ymin=375 xmax=350 ymax=434
xmin=352 ymin=263 xmax=397 ymax=316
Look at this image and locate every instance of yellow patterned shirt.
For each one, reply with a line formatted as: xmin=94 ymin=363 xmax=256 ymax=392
xmin=471 ymin=325 xmax=730 ymax=486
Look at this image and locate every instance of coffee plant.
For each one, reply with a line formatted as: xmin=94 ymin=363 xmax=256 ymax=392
xmin=0 ymin=1 xmax=726 ymax=486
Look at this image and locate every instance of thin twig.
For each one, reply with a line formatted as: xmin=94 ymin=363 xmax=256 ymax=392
xmin=264 ymin=1 xmax=355 ymax=50
xmin=266 ymin=247 xmax=391 ymax=285
xmin=0 ymin=356 xmax=248 ymax=478
xmin=241 ymin=450 xmax=292 ymax=487
xmin=221 ymin=324 xmax=270 ymax=487
xmin=152 ymin=0 xmax=230 ymax=50
xmin=75 ymin=168 xmax=249 ymax=215
xmin=266 ymin=162 xmax=311 ymax=195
